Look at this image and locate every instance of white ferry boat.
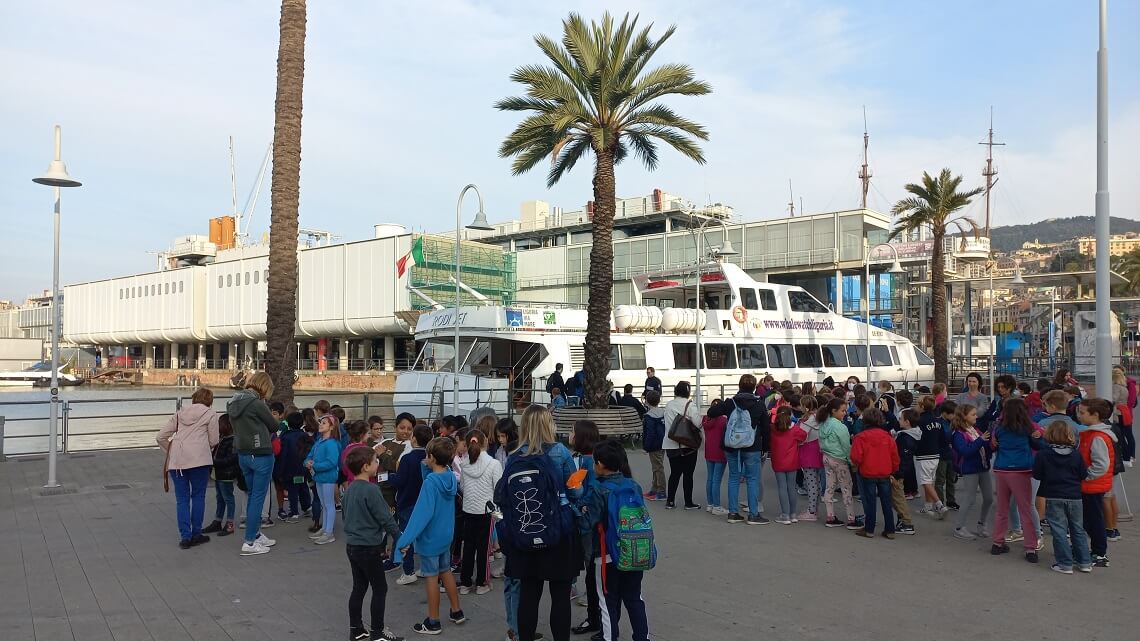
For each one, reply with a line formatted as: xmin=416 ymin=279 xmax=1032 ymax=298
xmin=0 ymin=362 xmax=85 ymax=387
xmin=394 ymin=261 xmax=934 ymax=417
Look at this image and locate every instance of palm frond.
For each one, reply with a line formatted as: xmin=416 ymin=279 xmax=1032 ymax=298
xmin=629 ymin=124 xmax=706 ymax=164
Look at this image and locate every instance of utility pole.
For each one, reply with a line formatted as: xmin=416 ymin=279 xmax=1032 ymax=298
xmin=980 ymin=108 xmax=1005 ymax=239
xmin=1094 ymin=0 xmax=1111 ymax=398
xmin=859 ymin=106 xmax=872 ymax=209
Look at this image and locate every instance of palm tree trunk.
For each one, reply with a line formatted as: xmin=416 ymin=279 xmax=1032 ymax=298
xmin=930 ymin=229 xmax=948 ymax=383
xmin=265 ymin=0 xmax=306 ymax=403
xmin=582 ymin=148 xmax=616 ymax=409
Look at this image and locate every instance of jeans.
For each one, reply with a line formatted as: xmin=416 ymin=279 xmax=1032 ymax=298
xmin=726 ymin=450 xmax=762 ymax=516
xmin=859 ymin=477 xmax=894 ymax=534
xmin=213 ymin=479 xmax=236 ymax=521
xmin=595 ymin=559 xmax=648 ymax=641
xmin=286 ymin=481 xmax=311 ymax=516
xmin=347 ymin=544 xmax=389 ymax=633
xmin=317 ymin=483 xmax=337 ymax=534
xmin=705 ymin=461 xmax=726 ymax=507
xmin=666 ymin=449 xmax=697 ymax=505
xmin=773 ymin=471 xmax=798 ymax=517
xmin=1082 ymin=492 xmax=1107 ymax=556
xmin=993 ymin=471 xmax=1038 ymax=551
xmin=955 ymin=471 xmax=993 ymax=531
xmin=397 ymin=507 xmax=415 ymax=575
xmin=504 ymin=576 xmax=520 ymax=635
xmin=170 ymin=465 xmax=211 ymax=540
xmin=518 ymin=578 xmax=571 ymax=641
xmin=238 ymin=454 xmax=274 ymax=543
xmin=1045 ymin=498 xmax=1091 ymax=569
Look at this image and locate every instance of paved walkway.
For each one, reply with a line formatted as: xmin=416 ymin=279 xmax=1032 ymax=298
xmin=1 ymin=448 xmax=1136 ymax=641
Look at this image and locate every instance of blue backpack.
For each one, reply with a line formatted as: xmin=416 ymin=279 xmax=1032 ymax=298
xmin=600 ymin=477 xmax=656 ymax=575
xmin=723 ymin=397 xmax=757 ymax=449
xmin=496 ymin=449 xmax=570 ymax=550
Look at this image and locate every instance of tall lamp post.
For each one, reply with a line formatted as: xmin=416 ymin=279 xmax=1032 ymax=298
xmin=454 ymin=184 xmax=494 ymax=415
xmin=688 ymin=210 xmax=737 ymax=411
xmin=1094 ymin=0 xmax=1112 ymax=398
xmin=32 ymin=125 xmax=82 ymax=489
xmin=864 ymin=241 xmax=904 ymax=385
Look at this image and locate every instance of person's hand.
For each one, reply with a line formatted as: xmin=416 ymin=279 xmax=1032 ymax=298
xmin=400 ymin=545 xmax=412 ymax=556
xmin=1031 ymin=429 xmax=1044 ymax=439
xmin=981 ymin=431 xmax=991 ymax=440
xmin=305 ymin=460 xmax=314 ymax=469
xmin=374 ymin=443 xmax=387 ymax=455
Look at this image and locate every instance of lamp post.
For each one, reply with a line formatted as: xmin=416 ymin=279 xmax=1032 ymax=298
xmin=864 ymin=241 xmax=904 ymax=385
xmin=688 ymin=210 xmax=737 ymax=411
xmin=454 ymin=184 xmax=494 ymax=415
xmin=32 ymin=125 xmax=82 ymax=489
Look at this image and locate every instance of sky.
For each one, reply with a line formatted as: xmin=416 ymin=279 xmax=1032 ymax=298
xmin=2 ymin=0 xmax=1138 ymax=301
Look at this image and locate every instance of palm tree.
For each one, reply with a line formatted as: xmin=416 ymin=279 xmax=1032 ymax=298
xmin=265 ymin=0 xmax=307 ymax=403
xmin=1114 ymin=248 xmax=1140 ymax=295
xmin=890 ymin=169 xmax=983 ymax=384
xmin=497 ymin=12 xmax=711 ymax=408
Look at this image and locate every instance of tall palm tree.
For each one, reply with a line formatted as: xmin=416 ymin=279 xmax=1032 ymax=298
xmin=497 ymin=12 xmax=711 ymax=408
xmin=265 ymin=0 xmax=307 ymax=403
xmin=890 ymin=168 xmax=983 ymax=384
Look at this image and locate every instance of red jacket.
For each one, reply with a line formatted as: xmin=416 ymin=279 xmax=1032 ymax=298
xmin=851 ymin=427 xmax=900 ymax=479
xmin=769 ymin=424 xmax=803 ymax=473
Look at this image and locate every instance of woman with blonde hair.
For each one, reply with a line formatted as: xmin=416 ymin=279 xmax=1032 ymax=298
xmin=157 ymin=387 xmax=220 ymax=549
xmin=227 ymin=371 xmax=281 ymax=556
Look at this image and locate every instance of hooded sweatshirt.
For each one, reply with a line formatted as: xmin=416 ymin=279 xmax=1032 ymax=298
xmin=914 ymin=411 xmax=948 ymax=461
xmin=819 ymin=416 xmax=852 ymax=463
xmin=157 ymin=403 xmax=220 ymax=470
xmin=226 ymin=389 xmax=278 ymax=456
xmin=1033 ymin=443 xmax=1087 ymax=500
xmin=797 ymin=416 xmax=823 ymax=469
xmin=707 ymin=392 xmax=771 ymax=453
xmin=394 ymin=469 xmax=459 ymax=559
xmin=459 ymin=451 xmax=503 ymax=516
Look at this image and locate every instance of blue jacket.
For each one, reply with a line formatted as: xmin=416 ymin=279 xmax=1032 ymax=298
xmin=642 ymin=409 xmax=666 ymax=452
xmin=394 ymin=470 xmax=458 ymax=559
xmin=391 ymin=448 xmax=428 ymax=514
xmin=1032 ymin=444 xmax=1087 ymax=500
xmin=992 ymin=425 xmax=1042 ymax=472
xmin=304 ymin=436 xmax=342 ymax=484
xmin=951 ymin=430 xmax=992 ymax=475
xmin=1035 ymin=412 xmax=1080 ymax=437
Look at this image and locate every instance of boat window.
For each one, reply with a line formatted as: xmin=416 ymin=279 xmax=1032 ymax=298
xmin=245 ymin=272 xmax=250 ymax=286
xmin=822 ymin=344 xmax=848 ymax=368
xmin=758 ymin=289 xmax=777 ymax=311
xmin=766 ymin=344 xmax=795 ymax=369
xmin=737 ymin=344 xmax=766 ymax=369
xmin=227 ymin=274 xmax=232 ymax=287
xmin=621 ymin=344 xmax=647 ymax=370
xmin=254 ymin=271 xmax=260 ymax=284
xmin=687 ymin=298 xmax=696 ymax=309
xmin=179 ymin=281 xmax=184 ymax=293
xmin=913 ymin=346 xmax=934 ymax=366
xmin=672 ymin=343 xmax=697 ymax=369
xmin=703 ymin=294 xmax=721 ymax=310
xmin=847 ymin=345 xmax=868 ymax=367
xmin=870 ymin=345 xmax=892 ymax=366
xmin=705 ymin=343 xmax=737 ymax=369
xmin=165 ymin=283 xmax=170 ymax=294
xmin=660 ymin=299 xmax=674 ymax=308
xmin=788 ymin=291 xmax=829 ymax=314
xmin=794 ymin=344 xmax=823 ymax=368
xmin=119 ymin=289 xmax=123 ymax=300
xmin=609 ymin=346 xmax=620 ymax=371
xmin=739 ymin=288 xmax=758 ymax=310
xmin=264 ymin=269 xmax=269 ymax=283
xmin=642 ymin=297 xmax=656 ymax=306
xmin=890 ymin=345 xmax=901 ymax=366
xmin=218 ymin=276 xmax=223 ymax=288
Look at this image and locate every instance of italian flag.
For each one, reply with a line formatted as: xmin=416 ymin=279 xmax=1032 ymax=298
xmin=397 ymin=237 xmax=424 ymax=277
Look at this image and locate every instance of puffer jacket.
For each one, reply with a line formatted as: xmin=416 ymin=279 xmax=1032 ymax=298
xmin=459 ymin=451 xmax=503 ymax=516
xmin=157 ymin=403 xmax=219 ymax=470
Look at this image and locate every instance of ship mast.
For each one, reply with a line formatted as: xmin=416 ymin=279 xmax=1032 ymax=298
xmin=859 ymin=106 xmax=872 ymax=209
xmin=980 ymin=108 xmax=1005 ymax=239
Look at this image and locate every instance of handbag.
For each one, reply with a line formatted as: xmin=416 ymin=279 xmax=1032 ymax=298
xmin=668 ymin=399 xmax=703 ymax=449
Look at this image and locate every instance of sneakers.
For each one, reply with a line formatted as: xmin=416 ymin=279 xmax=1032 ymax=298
xmin=881 ymin=531 xmax=895 ymax=540
xmin=710 ymin=506 xmax=730 ymax=516
xmin=954 ymin=528 xmax=976 ymax=541
xmin=1051 ymin=563 xmax=1074 ymax=575
xmin=218 ymin=521 xmax=235 ymax=537
xmin=845 ymin=519 xmax=862 ymax=530
xmin=412 ymin=619 xmax=442 ymax=635
xmin=382 ymin=559 xmax=401 ymax=573
xmin=990 ymin=543 xmax=1010 ymax=555
xmin=308 ymin=522 xmax=323 ymax=533
xmin=747 ymin=514 xmax=770 ymax=525
xmin=824 ymin=517 xmax=845 ymax=528
xmin=1034 ymin=539 xmax=1045 ymax=552
xmin=314 ymin=533 xmax=336 ymax=545
xmin=202 ymin=520 xmax=223 ymax=534
xmin=476 ymin=583 xmax=493 ymax=595
xmin=683 ymin=503 xmax=702 ymax=510
xmin=373 ymin=627 xmax=405 ymax=641
xmin=458 ymin=585 xmax=472 ymax=595
xmin=179 ymin=538 xmax=193 ymax=550
xmin=256 ymin=532 xmax=276 ymax=547
xmin=935 ymin=505 xmax=951 ymax=519
xmin=351 ymin=628 xmax=369 ymax=641
xmin=664 ymin=502 xmax=676 ymax=510
xmin=726 ymin=512 xmax=745 ymax=524
xmin=642 ymin=491 xmax=657 ymax=500
xmin=1078 ymin=564 xmax=1093 ymax=573
xmin=285 ymin=513 xmax=301 ymax=523
xmin=774 ymin=514 xmax=793 ymax=525
xmin=1005 ymin=530 xmax=1024 ymax=543
xmin=796 ymin=486 xmax=808 ymax=496
xmin=797 ymin=511 xmax=817 ymax=522
xmin=396 ymin=573 xmax=419 ymax=586
xmin=1094 ymin=555 xmax=1110 ymax=568
xmin=947 ymin=502 xmax=960 ymax=511
xmin=190 ymin=534 xmax=210 ymax=546
xmin=975 ymin=524 xmax=991 ymax=539
xmin=309 ymin=530 xmax=326 ymax=540
xmin=854 ymin=529 xmax=873 ymax=538
xmin=240 ymin=540 xmax=271 ymax=556
xmin=896 ymin=522 xmax=916 ymax=535
xmin=652 ymin=493 xmax=667 ymax=502
xmin=1107 ymin=528 xmax=1122 ymax=542
xmin=1025 ymin=551 xmax=1039 ymax=564
xmin=448 ymin=610 xmax=466 ymax=625
xmin=278 ymin=510 xmax=290 ymax=521
xmin=261 ymin=517 xmax=275 ymax=528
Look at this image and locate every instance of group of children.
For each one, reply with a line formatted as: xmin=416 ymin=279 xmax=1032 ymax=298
xmin=637 ymin=371 xmax=1131 ymax=574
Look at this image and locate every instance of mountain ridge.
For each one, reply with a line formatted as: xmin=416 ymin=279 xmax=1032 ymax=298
xmin=984 ymin=216 xmax=1140 ymax=253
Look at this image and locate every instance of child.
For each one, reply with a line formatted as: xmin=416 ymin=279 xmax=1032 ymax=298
xmin=914 ymin=396 xmax=949 ymax=518
xmin=769 ymin=407 xmax=801 ymax=524
xmin=305 ymin=414 xmax=343 ymax=545
xmin=367 ymin=415 xmax=386 ymax=447
xmin=343 ymin=447 xmax=404 ymax=641
xmin=550 ymin=387 xmax=567 ymax=409
xmin=376 ymin=413 xmax=415 ymax=571
xmin=935 ymin=400 xmax=959 ymax=510
xmin=1076 ymin=398 xmax=1117 ymax=568
xmin=270 ymin=401 xmax=289 ymax=519
xmin=343 ymin=421 xmax=375 ymax=484
xmin=279 ymin=412 xmax=313 ymax=522
xmin=893 ymin=409 xmax=921 ymax=535
xmin=819 ymin=398 xmax=860 ymax=529
xmin=391 ymin=424 xmax=433 ymax=584
xmin=641 ymin=390 xmax=667 ymax=501
xmin=490 ymin=418 xmax=518 ymax=468
xmin=1033 ymin=421 xmax=1092 ymax=574
xmin=850 ymin=407 xmax=900 ymax=539
xmin=458 ymin=431 xmax=503 ymax=595
xmin=583 ymin=439 xmax=651 ymax=641
xmin=950 ymin=404 xmax=993 ymax=541
xmin=395 ymin=437 xmax=466 ymax=635
xmin=701 ymin=399 xmax=728 ymax=516
xmin=203 ymin=415 xmax=239 ymax=537
xmin=570 ymin=420 xmax=603 ymax=636
xmin=796 ymin=396 xmax=824 ymax=522
xmin=990 ymin=398 xmax=1043 ymax=562
xmin=932 ymin=383 xmax=947 ymax=406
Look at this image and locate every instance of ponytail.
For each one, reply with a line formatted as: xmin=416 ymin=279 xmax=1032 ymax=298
xmin=467 ymin=430 xmax=486 ymax=464
xmin=816 ymin=397 xmax=844 ymax=425
xmin=774 ymin=406 xmax=793 ymax=432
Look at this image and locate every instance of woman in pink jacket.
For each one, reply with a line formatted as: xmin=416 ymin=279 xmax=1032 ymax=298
xmin=157 ymin=387 xmax=220 ymax=549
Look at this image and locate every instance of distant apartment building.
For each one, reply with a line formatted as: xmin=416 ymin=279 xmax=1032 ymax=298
xmin=1075 ymin=233 xmax=1140 ymax=258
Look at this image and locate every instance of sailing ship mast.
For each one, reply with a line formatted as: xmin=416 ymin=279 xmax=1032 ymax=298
xmin=859 ymin=107 xmax=872 ymax=209
xmin=980 ymin=108 xmax=1004 ymax=239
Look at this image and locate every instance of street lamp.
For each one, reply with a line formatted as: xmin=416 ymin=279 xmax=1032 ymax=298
xmin=454 ymin=184 xmax=494 ymax=415
xmin=32 ymin=125 xmax=82 ymax=489
xmin=688 ymin=209 xmax=738 ymax=410
xmin=864 ymin=241 xmax=904 ymax=384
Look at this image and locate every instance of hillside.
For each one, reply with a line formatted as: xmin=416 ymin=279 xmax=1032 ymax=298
xmin=988 ymin=216 xmax=1140 ymax=253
